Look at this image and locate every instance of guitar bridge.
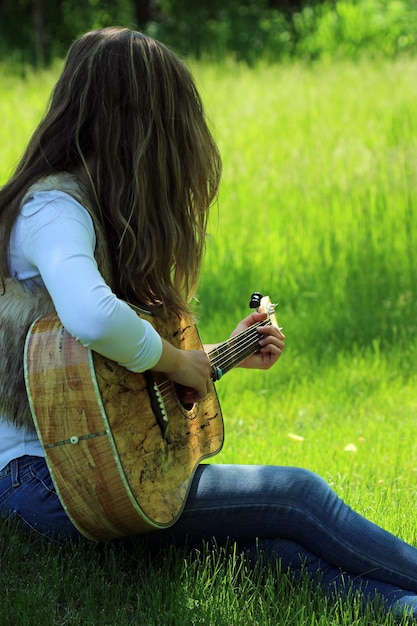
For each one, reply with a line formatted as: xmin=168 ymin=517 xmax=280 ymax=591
xmin=143 ymin=371 xmax=171 ymax=443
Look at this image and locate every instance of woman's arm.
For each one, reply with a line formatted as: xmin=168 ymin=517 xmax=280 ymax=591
xmin=20 ymin=191 xmax=212 ymax=400
xmin=21 ymin=192 xmax=163 ymax=372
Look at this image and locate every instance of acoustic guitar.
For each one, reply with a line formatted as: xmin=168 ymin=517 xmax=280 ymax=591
xmin=24 ymin=293 xmax=277 ymax=541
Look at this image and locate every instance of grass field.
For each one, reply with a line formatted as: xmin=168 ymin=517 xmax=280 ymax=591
xmin=1 ymin=55 xmax=417 ymax=624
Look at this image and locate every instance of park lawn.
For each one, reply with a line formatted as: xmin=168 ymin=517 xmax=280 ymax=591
xmin=0 ymin=55 xmax=417 ymax=624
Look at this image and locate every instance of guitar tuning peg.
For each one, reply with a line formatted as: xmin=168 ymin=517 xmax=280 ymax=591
xmin=249 ymin=292 xmax=263 ymax=309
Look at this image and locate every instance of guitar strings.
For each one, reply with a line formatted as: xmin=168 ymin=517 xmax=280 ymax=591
xmin=209 ymin=318 xmax=271 ymax=372
xmin=153 ymin=316 xmax=273 ymax=406
xmin=152 ymin=317 xmax=271 ymax=398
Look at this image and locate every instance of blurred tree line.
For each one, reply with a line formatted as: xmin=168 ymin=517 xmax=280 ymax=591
xmin=0 ymin=0 xmax=322 ymax=65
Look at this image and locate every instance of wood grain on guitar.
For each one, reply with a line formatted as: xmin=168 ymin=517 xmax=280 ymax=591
xmin=24 ymin=295 xmax=277 ymax=540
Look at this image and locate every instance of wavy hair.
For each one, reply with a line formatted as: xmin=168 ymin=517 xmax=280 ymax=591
xmin=0 ymin=27 xmax=222 ymax=316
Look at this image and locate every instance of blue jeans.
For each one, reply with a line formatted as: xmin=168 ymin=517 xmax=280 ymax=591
xmin=1 ymin=456 xmax=417 ymax=616
xmin=0 ymin=455 xmax=81 ymax=541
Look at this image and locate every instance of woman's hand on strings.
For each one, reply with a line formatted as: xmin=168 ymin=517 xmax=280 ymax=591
xmin=152 ymin=339 xmax=212 ymax=403
xmin=231 ymin=311 xmax=285 ymax=370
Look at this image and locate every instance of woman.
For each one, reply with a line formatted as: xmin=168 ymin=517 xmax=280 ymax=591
xmin=0 ymin=27 xmax=416 ymax=619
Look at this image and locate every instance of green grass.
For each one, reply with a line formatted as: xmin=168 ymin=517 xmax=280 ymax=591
xmin=1 ymin=56 xmax=417 ymax=624
xmin=1 ymin=529 xmax=404 ymax=625
xmin=0 ymin=66 xmax=58 ymax=182
xmin=197 ymin=58 xmax=417 ymax=354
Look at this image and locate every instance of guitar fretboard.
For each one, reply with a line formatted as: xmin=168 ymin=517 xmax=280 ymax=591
xmin=208 ymin=315 xmax=273 ymax=377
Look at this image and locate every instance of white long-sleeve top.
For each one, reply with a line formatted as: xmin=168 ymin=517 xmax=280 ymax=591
xmin=0 ymin=190 xmax=163 ymax=470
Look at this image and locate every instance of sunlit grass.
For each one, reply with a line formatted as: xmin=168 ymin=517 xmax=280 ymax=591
xmin=1 ymin=56 xmax=417 ymax=624
xmin=0 ymin=64 xmax=60 ymax=183
xmin=197 ymin=58 xmax=417 ymax=355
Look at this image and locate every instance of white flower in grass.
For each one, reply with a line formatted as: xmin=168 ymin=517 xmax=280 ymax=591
xmin=287 ymin=432 xmax=304 ymax=442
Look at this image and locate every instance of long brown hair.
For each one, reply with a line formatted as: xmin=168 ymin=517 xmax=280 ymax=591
xmin=0 ymin=27 xmax=222 ymax=316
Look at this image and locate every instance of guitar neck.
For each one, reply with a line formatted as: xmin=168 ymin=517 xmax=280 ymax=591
xmin=207 ymin=316 xmax=273 ymax=377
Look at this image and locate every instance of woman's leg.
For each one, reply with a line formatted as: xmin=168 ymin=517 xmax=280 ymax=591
xmin=244 ymin=537 xmax=417 ymax=617
xmin=157 ymin=463 xmax=417 ymax=613
xmin=2 ymin=457 xmax=417 ymax=615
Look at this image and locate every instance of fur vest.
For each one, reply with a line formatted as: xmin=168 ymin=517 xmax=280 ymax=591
xmin=0 ymin=173 xmax=112 ymax=431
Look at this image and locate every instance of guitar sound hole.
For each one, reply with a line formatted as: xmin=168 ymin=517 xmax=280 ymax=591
xmin=175 ymin=384 xmax=195 ymax=412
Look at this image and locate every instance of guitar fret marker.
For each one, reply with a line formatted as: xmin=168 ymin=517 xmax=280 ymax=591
xmin=45 ymin=430 xmax=108 ymax=448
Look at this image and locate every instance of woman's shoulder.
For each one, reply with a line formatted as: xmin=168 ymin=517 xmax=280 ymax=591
xmin=18 ymin=189 xmax=95 ymax=245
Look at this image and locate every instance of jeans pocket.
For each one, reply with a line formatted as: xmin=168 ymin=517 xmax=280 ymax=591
xmin=27 ymin=458 xmax=57 ymax=495
xmin=0 ymin=457 xmax=80 ymax=542
xmin=0 ymin=475 xmax=14 ymax=511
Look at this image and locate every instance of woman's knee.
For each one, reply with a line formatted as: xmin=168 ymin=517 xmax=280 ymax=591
xmin=266 ymin=465 xmax=335 ymax=505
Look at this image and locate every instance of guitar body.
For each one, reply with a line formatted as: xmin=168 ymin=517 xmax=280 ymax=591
xmin=24 ymin=308 xmax=224 ymax=541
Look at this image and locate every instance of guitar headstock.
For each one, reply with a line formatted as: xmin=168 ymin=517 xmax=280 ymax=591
xmin=249 ymin=292 xmax=279 ymax=328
